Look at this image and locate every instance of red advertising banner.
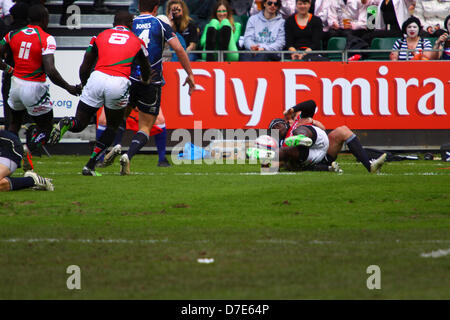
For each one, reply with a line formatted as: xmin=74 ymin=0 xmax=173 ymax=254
xmin=161 ymin=61 xmax=450 ymax=129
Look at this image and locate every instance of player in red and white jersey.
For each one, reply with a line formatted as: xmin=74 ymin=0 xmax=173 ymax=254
xmin=48 ymin=11 xmax=152 ymax=176
xmin=249 ymin=100 xmax=387 ymax=173
xmin=0 ymin=4 xmax=80 ymax=157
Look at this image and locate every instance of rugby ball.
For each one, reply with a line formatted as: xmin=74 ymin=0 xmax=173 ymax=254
xmin=255 ymin=135 xmax=278 ymax=150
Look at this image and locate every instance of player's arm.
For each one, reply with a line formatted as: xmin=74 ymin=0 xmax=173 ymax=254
xmin=79 ymin=42 xmax=98 ymax=87
xmin=134 ymin=50 xmax=152 ymax=84
xmin=168 ymin=37 xmax=195 ymax=96
xmin=0 ymin=38 xmax=13 ymax=74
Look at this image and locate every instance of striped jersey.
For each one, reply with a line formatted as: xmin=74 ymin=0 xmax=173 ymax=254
xmin=88 ymin=26 xmax=148 ymax=78
xmin=130 ymin=14 xmax=176 ymax=85
xmin=1 ymin=25 xmax=56 ymax=82
xmin=392 ymin=37 xmax=432 ymax=60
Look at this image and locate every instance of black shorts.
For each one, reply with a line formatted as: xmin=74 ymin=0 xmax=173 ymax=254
xmin=129 ymin=80 xmax=161 ymax=116
xmin=0 ymin=130 xmax=24 ymax=167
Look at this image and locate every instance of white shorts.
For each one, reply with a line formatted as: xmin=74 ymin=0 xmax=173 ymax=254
xmin=0 ymin=157 xmax=18 ymax=174
xmin=305 ymin=126 xmax=329 ymax=165
xmin=8 ymin=77 xmax=52 ymax=116
xmin=80 ymin=70 xmax=131 ymax=110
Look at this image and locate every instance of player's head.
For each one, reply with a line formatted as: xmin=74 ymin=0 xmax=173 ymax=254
xmin=268 ymin=118 xmax=289 ymax=140
xmin=139 ymin=0 xmax=160 ymax=13
xmin=113 ymin=10 xmax=134 ymax=29
xmin=28 ymin=4 xmax=49 ymax=29
xmin=10 ymin=2 xmax=29 ymax=23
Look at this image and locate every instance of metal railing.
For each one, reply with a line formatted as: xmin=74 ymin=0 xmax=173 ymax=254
xmin=186 ymin=48 xmax=445 ymax=62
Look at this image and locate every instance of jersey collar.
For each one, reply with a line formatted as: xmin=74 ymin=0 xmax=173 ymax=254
xmin=113 ymin=25 xmax=131 ymax=32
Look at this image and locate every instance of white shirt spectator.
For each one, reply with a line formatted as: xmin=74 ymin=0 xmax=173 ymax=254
xmin=374 ymin=0 xmax=416 ymax=30
xmin=0 ymin=0 xmax=14 ymax=18
xmin=413 ymin=0 xmax=450 ymax=31
xmin=328 ymin=0 xmax=373 ymax=30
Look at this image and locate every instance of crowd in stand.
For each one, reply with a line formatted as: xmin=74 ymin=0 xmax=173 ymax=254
xmin=132 ymin=0 xmax=450 ymax=61
xmin=0 ymin=0 xmax=448 ymax=61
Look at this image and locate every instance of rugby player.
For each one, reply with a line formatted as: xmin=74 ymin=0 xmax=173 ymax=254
xmin=247 ymin=100 xmax=387 ymax=173
xmin=118 ymin=0 xmax=195 ymax=175
xmin=48 ymin=11 xmax=152 ymax=176
xmin=0 ymin=130 xmax=53 ymax=191
xmin=0 ymin=4 xmax=80 ymax=158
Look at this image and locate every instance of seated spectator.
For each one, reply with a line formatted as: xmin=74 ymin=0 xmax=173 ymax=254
xmin=414 ymin=0 xmax=450 ymax=38
xmin=250 ymin=0 xmax=296 ymax=19
xmin=200 ymin=0 xmax=242 ymax=61
xmin=0 ymin=0 xmax=13 ymax=25
xmin=241 ymin=0 xmax=285 ymax=61
xmin=184 ymin=0 xmax=217 ymax=31
xmin=285 ymin=0 xmax=323 ymax=60
xmin=374 ymin=0 xmax=415 ymax=35
xmin=390 ymin=16 xmax=433 ymax=60
xmin=156 ymin=14 xmax=187 ymax=62
xmin=230 ymin=0 xmax=253 ymax=16
xmin=166 ymin=0 xmax=199 ymax=61
xmin=431 ymin=14 xmax=449 ymax=60
xmin=327 ymin=0 xmax=373 ymax=38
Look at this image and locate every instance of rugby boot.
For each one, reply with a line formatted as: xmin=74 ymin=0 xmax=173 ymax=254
xmin=24 ymin=171 xmax=54 ymax=191
xmin=284 ymin=134 xmax=313 ymax=147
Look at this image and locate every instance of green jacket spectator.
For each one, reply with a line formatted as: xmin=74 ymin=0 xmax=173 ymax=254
xmin=200 ymin=0 xmax=242 ymax=61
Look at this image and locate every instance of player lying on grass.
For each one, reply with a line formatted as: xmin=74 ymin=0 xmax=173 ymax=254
xmin=247 ymin=100 xmax=387 ymax=173
xmin=0 ymin=130 xmax=53 ymax=191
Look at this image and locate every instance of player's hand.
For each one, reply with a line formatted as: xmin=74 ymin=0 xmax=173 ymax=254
xmin=283 ymin=108 xmax=295 ymax=120
xmin=66 ymin=85 xmax=80 ymax=96
xmin=183 ymin=74 xmax=195 ymax=96
xmin=75 ymin=84 xmax=83 ymax=95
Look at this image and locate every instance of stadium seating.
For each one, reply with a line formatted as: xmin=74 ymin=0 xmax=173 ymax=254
xmin=326 ymin=37 xmax=347 ymax=61
xmin=368 ymin=37 xmax=397 ymax=60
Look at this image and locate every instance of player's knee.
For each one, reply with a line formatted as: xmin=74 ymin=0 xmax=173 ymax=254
xmin=0 ymin=178 xmax=11 ymax=192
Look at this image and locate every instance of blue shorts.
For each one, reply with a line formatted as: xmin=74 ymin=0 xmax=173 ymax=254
xmin=129 ymin=80 xmax=161 ymax=116
xmin=0 ymin=131 xmax=23 ymax=168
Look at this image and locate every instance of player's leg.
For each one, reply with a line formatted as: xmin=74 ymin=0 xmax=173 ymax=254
xmin=27 ymin=110 xmax=54 ymax=153
xmin=153 ymin=111 xmax=170 ymax=167
xmin=284 ymin=126 xmax=313 ymax=147
xmin=82 ymin=107 xmax=125 ymax=175
xmin=328 ymin=126 xmax=385 ymax=173
xmin=120 ymin=82 xmax=160 ymax=175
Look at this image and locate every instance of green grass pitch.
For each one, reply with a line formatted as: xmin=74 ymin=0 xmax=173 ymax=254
xmin=0 ymin=154 xmax=449 ymax=299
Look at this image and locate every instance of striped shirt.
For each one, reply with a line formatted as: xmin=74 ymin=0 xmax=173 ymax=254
xmin=392 ymin=37 xmax=432 ymax=60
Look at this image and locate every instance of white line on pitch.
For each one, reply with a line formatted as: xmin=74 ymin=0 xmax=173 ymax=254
xmin=420 ymin=248 xmax=450 ymax=258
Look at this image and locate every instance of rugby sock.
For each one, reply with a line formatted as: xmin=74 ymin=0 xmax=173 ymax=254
xmin=6 ymin=177 xmax=35 ymax=190
xmin=96 ymin=125 xmax=106 ymax=140
xmin=346 ymin=134 xmax=371 ymax=172
xmin=68 ymin=118 xmax=83 ymax=133
xmin=154 ymin=127 xmax=167 ymax=163
xmin=127 ymin=131 xmax=149 ymax=160
xmin=85 ymin=127 xmax=116 ymax=169
xmin=112 ymin=120 xmax=126 ymax=146
xmin=96 ymin=125 xmax=107 ymax=162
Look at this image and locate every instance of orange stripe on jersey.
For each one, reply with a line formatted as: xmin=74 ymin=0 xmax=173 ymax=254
xmin=92 ymin=26 xmax=147 ymax=78
xmin=6 ymin=25 xmax=55 ymax=82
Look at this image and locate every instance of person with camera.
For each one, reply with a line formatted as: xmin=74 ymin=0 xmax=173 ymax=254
xmin=432 ymin=14 xmax=449 ymax=60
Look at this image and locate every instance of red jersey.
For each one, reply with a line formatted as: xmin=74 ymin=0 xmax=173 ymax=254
xmin=2 ymin=25 xmax=56 ymax=82
xmin=88 ymin=26 xmax=148 ymax=78
xmin=282 ymin=114 xmax=312 ymax=147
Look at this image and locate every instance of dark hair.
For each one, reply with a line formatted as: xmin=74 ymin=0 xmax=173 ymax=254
xmin=401 ymin=16 xmax=422 ymax=36
xmin=211 ymin=0 xmax=236 ymax=30
xmin=10 ymin=2 xmax=29 ymax=21
xmin=139 ymin=0 xmax=160 ymax=13
xmin=113 ymin=11 xmax=134 ymax=29
xmin=444 ymin=14 xmax=450 ymax=32
xmin=264 ymin=0 xmax=282 ymax=7
xmin=28 ymin=4 xmax=48 ymax=24
xmin=268 ymin=118 xmax=289 ymax=130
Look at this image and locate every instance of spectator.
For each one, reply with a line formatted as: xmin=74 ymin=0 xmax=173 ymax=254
xmin=60 ymin=0 xmax=115 ymax=25
xmin=129 ymin=0 xmax=139 ymax=15
xmin=313 ymin=0 xmax=329 ymax=32
xmin=431 ymin=14 xmax=449 ymax=60
xmin=0 ymin=0 xmax=13 ymax=24
xmin=157 ymin=14 xmax=187 ymax=62
xmin=166 ymin=0 xmax=199 ymax=61
xmin=250 ymin=0 xmax=296 ymax=19
xmin=200 ymin=0 xmax=242 ymax=61
xmin=327 ymin=0 xmax=373 ymax=38
xmin=390 ymin=16 xmax=433 ymax=60
xmin=413 ymin=0 xmax=450 ymax=38
xmin=374 ymin=0 xmax=415 ymax=35
xmin=241 ymin=0 xmax=285 ymax=61
xmin=230 ymin=0 xmax=253 ymax=16
xmin=285 ymin=0 xmax=323 ymax=60
xmin=184 ymin=0 xmax=216 ymax=31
